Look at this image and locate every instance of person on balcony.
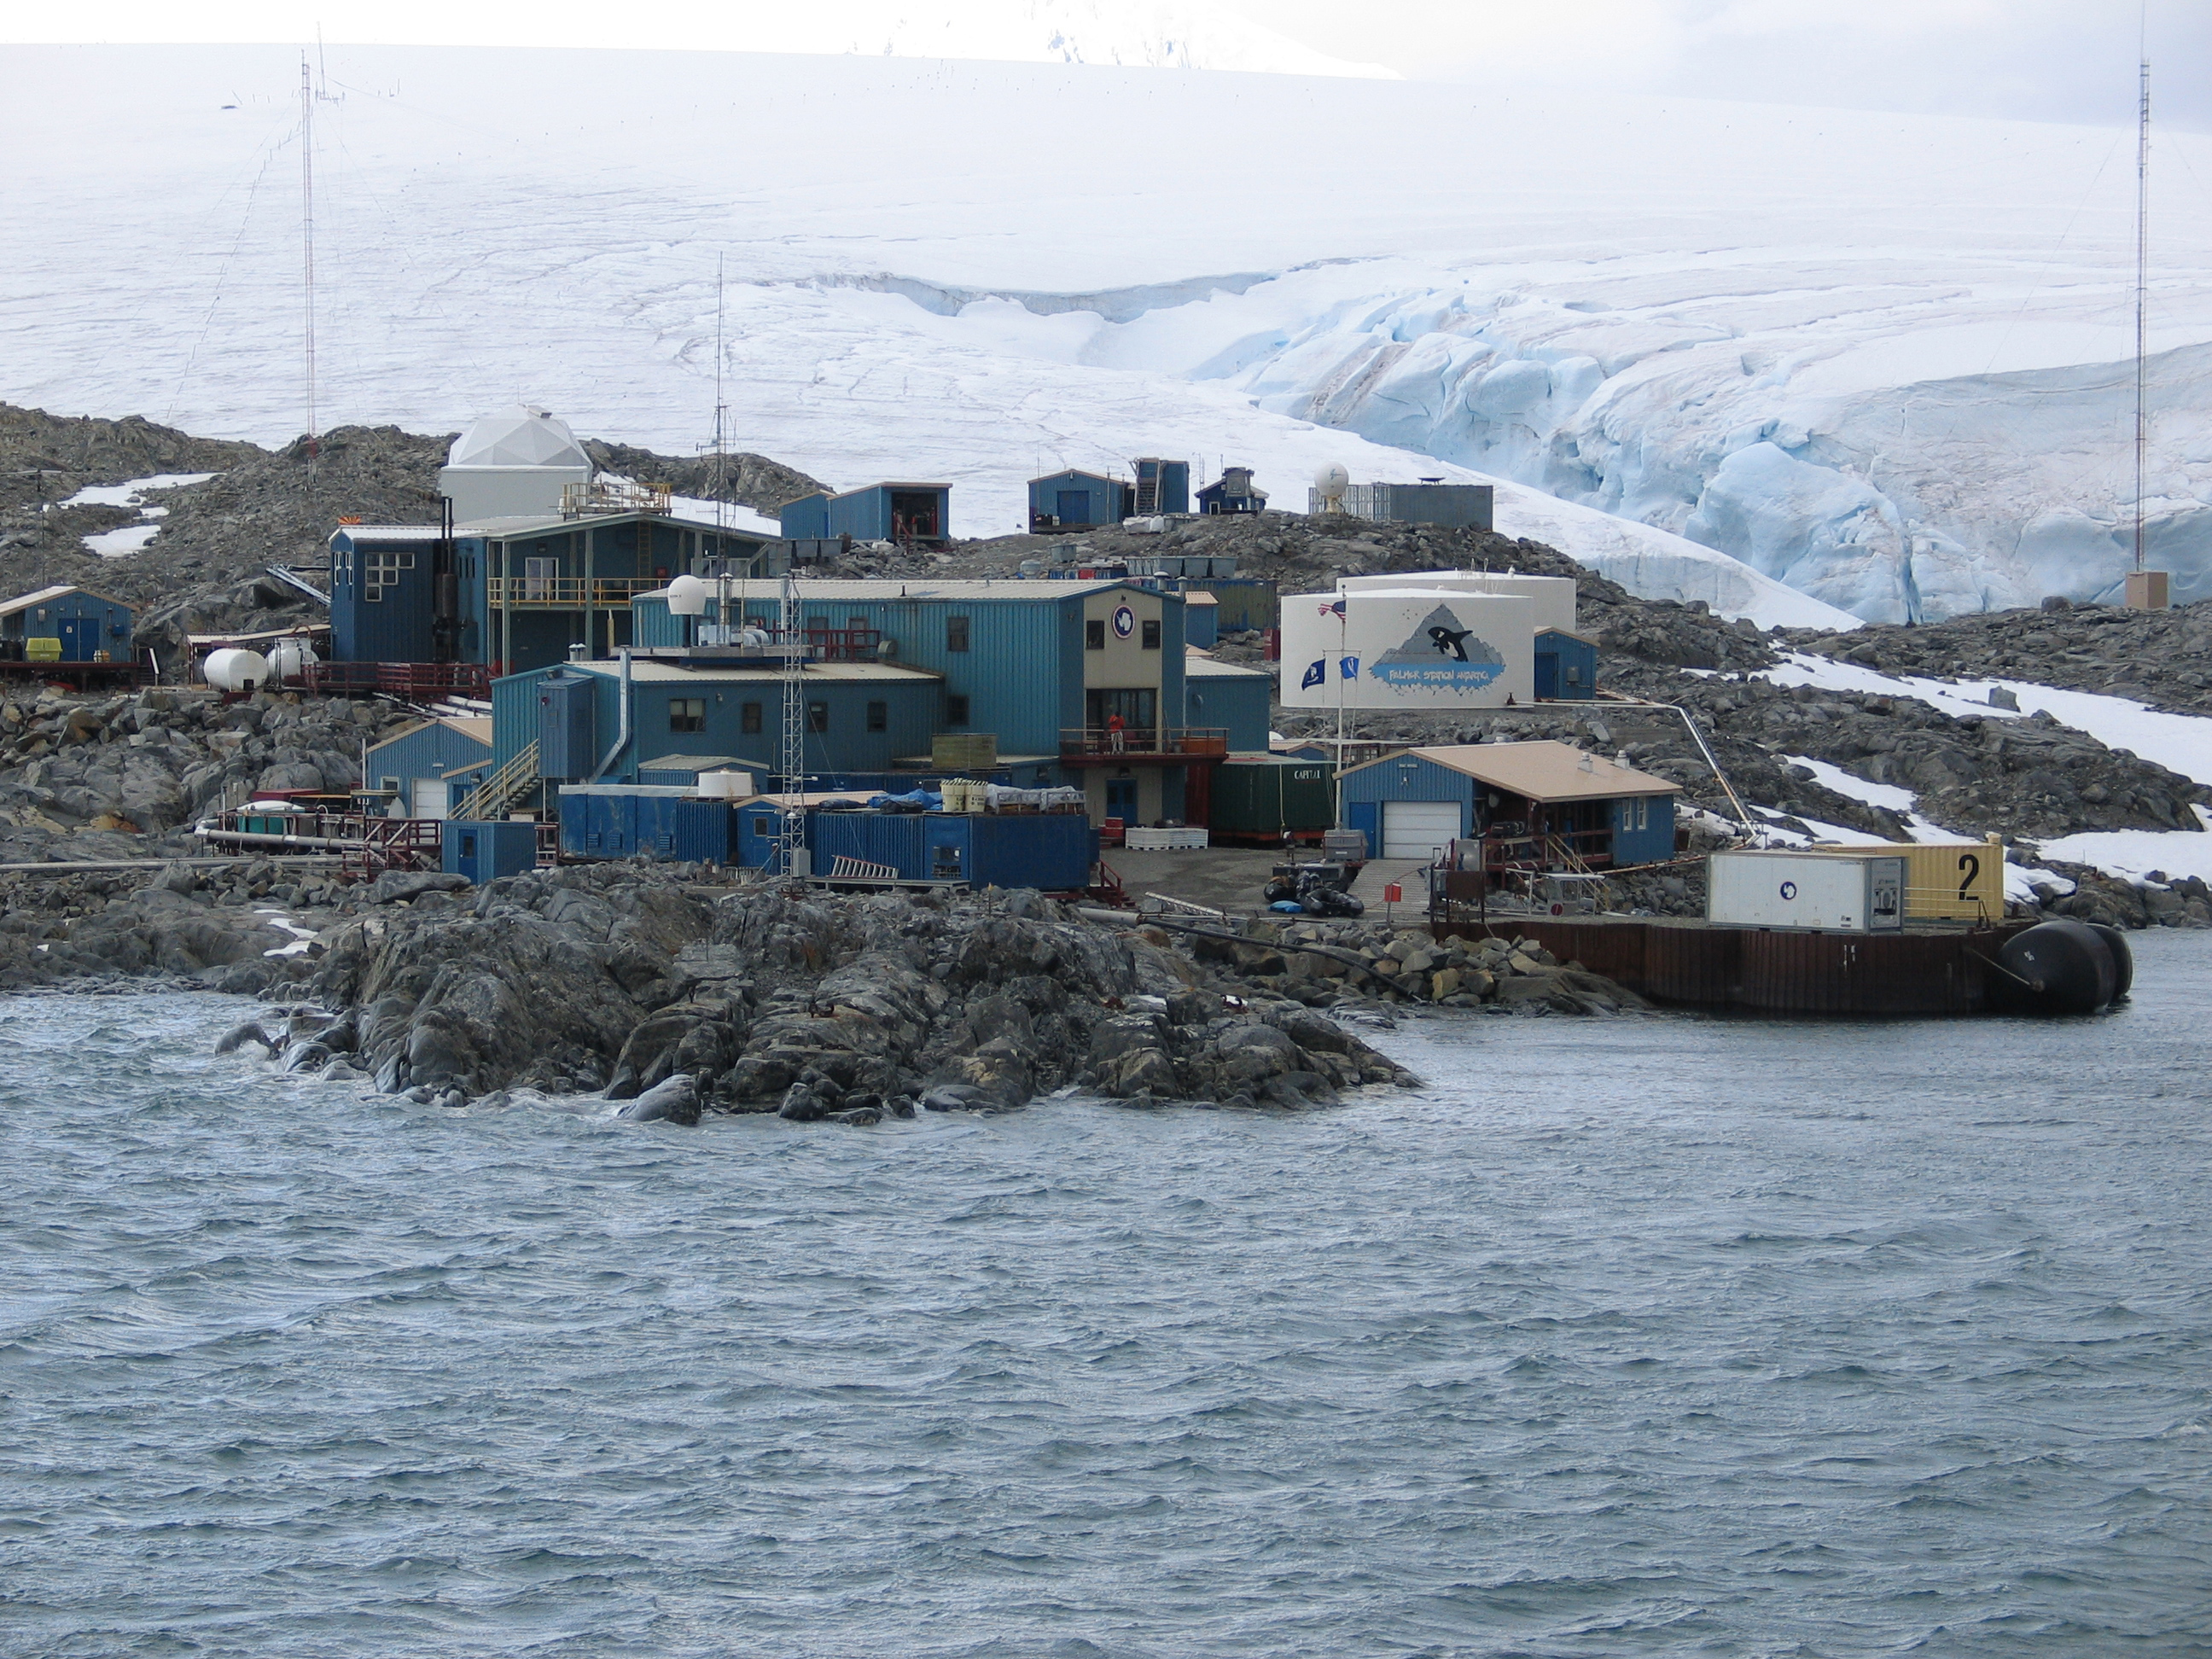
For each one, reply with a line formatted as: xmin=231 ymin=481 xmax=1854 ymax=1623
xmin=1106 ymin=711 xmax=1126 ymax=754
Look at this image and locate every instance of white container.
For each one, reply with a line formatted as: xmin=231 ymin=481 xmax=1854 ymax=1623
xmin=695 ymin=769 xmax=754 ymax=800
xmin=1126 ymin=826 xmax=1210 ymax=851
xmin=1707 ymin=850 xmax=1905 ymax=933
xmin=202 ymin=648 xmax=270 ymax=692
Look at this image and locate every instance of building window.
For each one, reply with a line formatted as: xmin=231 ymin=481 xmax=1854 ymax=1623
xmin=947 ymin=695 xmax=969 ymax=725
xmin=522 ymin=555 xmax=556 ymax=602
xmin=807 ymin=701 xmax=830 ymax=734
xmin=947 ymin=615 xmax=970 ymax=652
xmin=1636 ymin=797 xmax=1649 ymax=831
xmin=741 ymin=701 xmax=762 ymax=734
xmin=1141 ymin=618 xmax=1161 ymax=650
xmin=866 ymin=700 xmax=888 ymax=733
xmin=363 ymin=547 xmax=416 ymax=603
xmin=1086 ymin=619 xmax=1106 ymax=650
xmin=670 ymin=698 xmax=706 ymax=733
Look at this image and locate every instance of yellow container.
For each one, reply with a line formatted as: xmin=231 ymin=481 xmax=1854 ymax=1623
xmin=24 ymin=637 xmax=61 ymax=661
xmin=1808 ymin=834 xmax=2005 ymax=922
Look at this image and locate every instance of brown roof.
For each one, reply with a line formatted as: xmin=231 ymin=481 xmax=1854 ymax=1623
xmin=1340 ymin=740 xmax=1681 ymax=802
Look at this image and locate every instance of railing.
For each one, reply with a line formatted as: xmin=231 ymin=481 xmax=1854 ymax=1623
xmin=345 ymin=817 xmax=445 ymax=880
xmin=451 ymin=739 xmax=539 ymax=823
xmin=559 ymin=480 xmax=672 ymax=518
xmin=1059 ymin=726 xmax=1229 ymax=759
xmin=485 ymin=576 xmax=669 ymax=608
xmin=300 ymin=661 xmax=492 ymax=699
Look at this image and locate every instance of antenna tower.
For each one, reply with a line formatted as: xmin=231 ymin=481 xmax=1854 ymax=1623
xmin=778 ymin=568 xmax=806 ymax=872
xmin=300 ymin=54 xmax=318 ymax=487
xmin=2133 ymin=53 xmax=2150 ymax=573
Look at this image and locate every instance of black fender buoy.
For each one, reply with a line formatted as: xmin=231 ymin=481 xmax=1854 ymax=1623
xmin=1995 ymin=919 xmax=2118 ymax=1015
xmin=2087 ymin=923 xmax=2134 ymax=1001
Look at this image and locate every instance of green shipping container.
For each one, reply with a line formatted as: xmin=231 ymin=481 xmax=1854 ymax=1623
xmin=1209 ymin=756 xmax=1334 ymax=835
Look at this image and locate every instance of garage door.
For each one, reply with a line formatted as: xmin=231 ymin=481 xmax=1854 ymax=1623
xmin=1382 ymin=800 xmax=1459 ymax=860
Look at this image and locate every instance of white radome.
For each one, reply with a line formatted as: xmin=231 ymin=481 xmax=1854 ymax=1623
xmin=1314 ymin=463 xmax=1351 ymax=497
xmin=664 ymin=573 xmax=709 ymax=615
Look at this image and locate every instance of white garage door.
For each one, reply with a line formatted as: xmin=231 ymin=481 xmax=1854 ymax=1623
xmin=1382 ymin=800 xmax=1460 ymax=860
xmin=409 ymin=777 xmax=450 ymax=820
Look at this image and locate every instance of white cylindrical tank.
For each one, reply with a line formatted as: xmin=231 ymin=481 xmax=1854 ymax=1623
xmin=266 ymin=638 xmax=320 ymax=682
xmin=1279 ymin=590 xmax=1534 ymax=709
xmin=1338 ymin=570 xmax=1579 ymax=635
xmin=203 ymin=649 xmax=271 ymax=692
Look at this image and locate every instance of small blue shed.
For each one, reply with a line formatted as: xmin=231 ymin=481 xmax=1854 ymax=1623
xmin=1183 ymin=654 xmax=1272 ymax=753
xmin=0 ymin=585 xmax=136 ymax=662
xmin=1534 ymin=628 xmax=1598 ymax=701
xmin=1336 ymin=741 xmax=1680 ymax=867
xmin=365 ymin=715 xmax=494 ymax=818
xmin=1196 ymin=467 xmax=1266 ymax=515
xmin=1028 ymin=469 xmax=1126 ymax=529
xmin=779 ymin=492 xmax=830 ymax=538
xmin=1131 ymin=457 xmax=1190 ymax=515
xmin=442 ymin=819 xmax=538 ymax=882
xmin=825 ymin=483 xmax=951 ymax=544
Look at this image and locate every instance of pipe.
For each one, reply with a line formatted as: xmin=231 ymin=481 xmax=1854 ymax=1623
xmin=589 ymin=648 xmax=633 ymax=782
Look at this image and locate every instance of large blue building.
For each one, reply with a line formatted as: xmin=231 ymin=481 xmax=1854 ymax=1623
xmin=1027 ymin=469 xmax=1127 ymax=530
xmin=0 ymin=585 xmax=134 ymax=663
xmin=1336 ymin=742 xmax=1680 ymax=865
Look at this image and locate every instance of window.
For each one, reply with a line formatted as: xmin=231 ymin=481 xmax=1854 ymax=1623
xmin=946 ymin=695 xmax=969 ymax=725
xmin=1086 ymin=619 xmax=1106 ymax=650
xmin=1141 ymin=618 xmax=1161 ymax=650
xmin=866 ymin=700 xmax=888 ymax=733
xmin=522 ymin=555 xmax=556 ymax=602
xmin=807 ymin=701 xmax=830 ymax=734
xmin=670 ymin=698 xmax=706 ymax=733
xmin=849 ymin=615 xmax=868 ymax=631
xmin=946 ymin=615 xmax=970 ymax=652
xmin=363 ymin=547 xmax=416 ymax=603
xmin=741 ymin=701 xmax=762 ymax=734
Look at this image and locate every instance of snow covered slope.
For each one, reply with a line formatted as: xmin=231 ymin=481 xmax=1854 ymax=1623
xmin=3 ymin=46 xmax=2204 ymax=623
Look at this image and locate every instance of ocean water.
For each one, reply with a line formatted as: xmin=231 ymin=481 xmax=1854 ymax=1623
xmin=4 ymin=937 xmax=2210 ymax=1657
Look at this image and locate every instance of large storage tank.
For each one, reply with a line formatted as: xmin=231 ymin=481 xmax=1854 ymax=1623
xmin=438 ymin=406 xmax=592 ymax=524
xmin=1708 ymin=850 xmax=1906 ymax=933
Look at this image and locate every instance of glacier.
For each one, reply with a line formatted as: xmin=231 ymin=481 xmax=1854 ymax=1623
xmin=2 ymin=44 xmax=2206 ymax=625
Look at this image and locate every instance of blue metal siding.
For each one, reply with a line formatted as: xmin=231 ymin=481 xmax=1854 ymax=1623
xmin=441 ymin=820 xmax=538 ymax=881
xmin=810 ymin=812 xmax=927 ymax=878
xmin=364 ymin=720 xmax=492 ymax=790
xmin=970 ymin=814 xmax=1097 ymax=889
xmin=1336 ymin=754 xmax=1476 ymax=832
xmin=1610 ymin=795 xmax=1677 ymax=865
xmin=1185 ymin=672 xmax=1271 ymax=753
xmin=6 ymin=588 xmax=137 ymax=661
xmin=807 ymin=811 xmax=1094 ymax=888
xmin=780 ymin=493 xmax=830 ymax=538
xmin=1185 ymin=601 xmax=1218 ymax=648
xmin=1184 ymin=578 xmax=1277 ymax=631
xmin=329 ymin=531 xmax=435 ymax=663
xmin=1028 ymin=470 xmax=1121 ymax=527
xmin=1535 ymin=630 xmax=1598 ymax=701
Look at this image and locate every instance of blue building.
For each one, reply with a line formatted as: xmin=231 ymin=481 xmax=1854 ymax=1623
xmin=1336 ymin=742 xmax=1680 ymax=866
xmin=1131 ymin=457 xmax=1190 ymax=516
xmin=364 ymin=715 xmax=495 ymax=818
xmin=1534 ymin=628 xmax=1598 ymax=701
xmin=616 ymin=577 xmax=1200 ymax=825
xmin=1196 ymin=466 xmax=1267 ymax=515
xmin=781 ymin=483 xmax=952 ymax=544
xmin=1183 ymin=653 xmax=1272 ymax=754
xmin=0 ymin=585 xmax=134 ymax=663
xmin=1028 ymin=469 xmax=1127 ymax=530
xmin=330 ymin=509 xmax=776 ymax=675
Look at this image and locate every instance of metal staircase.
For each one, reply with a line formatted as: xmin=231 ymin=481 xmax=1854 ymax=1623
xmin=451 ymin=740 xmax=539 ymax=823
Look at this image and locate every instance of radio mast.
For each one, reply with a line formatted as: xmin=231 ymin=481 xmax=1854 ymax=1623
xmin=2133 ymin=54 xmax=2150 ymax=575
xmin=300 ymin=54 xmax=318 ymax=489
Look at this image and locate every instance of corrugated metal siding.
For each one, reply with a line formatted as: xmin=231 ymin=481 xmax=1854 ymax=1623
xmin=441 ymin=820 xmax=538 ymax=881
xmin=1029 ymin=472 xmax=1121 ymax=527
xmin=1610 ymin=797 xmax=1676 ymax=865
xmin=330 ymin=533 xmax=436 ymax=664
xmin=364 ymin=721 xmax=493 ymax=788
xmin=1185 ymin=673 xmax=1270 ymax=752
xmin=1185 ymin=578 xmax=1277 ymax=631
xmin=780 ymin=494 xmax=830 ymax=538
xmin=810 ymin=811 xmax=927 ymax=878
xmin=969 ymin=813 xmax=1097 ymax=889
xmin=1211 ymin=759 xmax=1333 ymax=834
xmin=1339 ymin=754 xmax=1476 ymax=820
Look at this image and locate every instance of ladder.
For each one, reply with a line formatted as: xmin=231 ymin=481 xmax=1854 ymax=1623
xmin=452 ymin=739 xmax=539 ymax=822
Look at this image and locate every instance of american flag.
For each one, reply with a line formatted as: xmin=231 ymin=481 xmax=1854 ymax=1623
xmin=1318 ymin=597 xmax=1346 ymax=618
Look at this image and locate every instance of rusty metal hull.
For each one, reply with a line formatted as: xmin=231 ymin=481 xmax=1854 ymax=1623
xmin=1433 ymin=916 xmax=2035 ymax=1016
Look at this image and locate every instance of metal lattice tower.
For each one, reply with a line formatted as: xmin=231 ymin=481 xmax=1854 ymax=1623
xmin=777 ymin=570 xmax=806 ymax=872
xmin=2134 ymin=54 xmax=2151 ymax=573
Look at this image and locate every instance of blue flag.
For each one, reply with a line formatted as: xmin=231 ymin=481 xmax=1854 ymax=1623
xmin=1300 ymin=658 xmax=1325 ymax=690
xmin=1340 ymin=655 xmax=1360 ymax=680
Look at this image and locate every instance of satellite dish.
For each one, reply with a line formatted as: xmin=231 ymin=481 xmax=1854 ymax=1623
xmin=665 ymin=573 xmax=708 ymax=615
xmin=1314 ymin=463 xmax=1351 ymax=513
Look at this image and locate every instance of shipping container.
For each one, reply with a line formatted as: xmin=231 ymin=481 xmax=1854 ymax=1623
xmin=806 ymin=810 xmax=1096 ymax=889
xmin=556 ymin=783 xmax=692 ymax=859
xmin=1708 ymin=850 xmax=1905 ymax=933
xmin=1803 ymin=835 xmax=2006 ymax=922
xmin=442 ymin=819 xmax=538 ymax=882
xmin=1209 ymin=755 xmax=1334 ymax=836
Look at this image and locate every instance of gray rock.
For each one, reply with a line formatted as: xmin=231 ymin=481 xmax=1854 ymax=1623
xmin=617 ymin=1074 xmax=701 ymax=1126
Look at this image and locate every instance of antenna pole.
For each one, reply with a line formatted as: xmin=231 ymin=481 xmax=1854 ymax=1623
xmin=2133 ymin=53 xmax=2150 ymax=573
xmin=779 ymin=568 xmax=806 ymax=873
xmin=300 ymin=54 xmax=318 ymax=489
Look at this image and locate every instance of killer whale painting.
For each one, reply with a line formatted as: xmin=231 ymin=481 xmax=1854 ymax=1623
xmin=1368 ymin=604 xmax=1507 ymax=694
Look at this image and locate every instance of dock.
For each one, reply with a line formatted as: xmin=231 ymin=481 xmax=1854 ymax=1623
xmin=1432 ymin=915 xmax=2036 ymax=1016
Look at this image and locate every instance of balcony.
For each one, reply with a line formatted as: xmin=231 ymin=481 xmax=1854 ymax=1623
xmin=484 ymin=576 xmax=669 ymax=609
xmin=1059 ymin=727 xmax=1228 ymax=765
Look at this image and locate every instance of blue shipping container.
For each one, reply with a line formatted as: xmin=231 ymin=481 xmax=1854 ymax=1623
xmin=442 ymin=819 xmax=538 ymax=882
xmin=807 ymin=811 xmax=1096 ymax=889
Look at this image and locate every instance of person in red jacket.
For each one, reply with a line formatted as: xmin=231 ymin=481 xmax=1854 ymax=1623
xmin=1105 ymin=711 xmax=1126 ymax=754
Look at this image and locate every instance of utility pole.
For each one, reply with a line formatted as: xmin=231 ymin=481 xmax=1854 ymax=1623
xmin=300 ymin=54 xmax=318 ymax=492
xmin=2134 ymin=54 xmax=2151 ymax=574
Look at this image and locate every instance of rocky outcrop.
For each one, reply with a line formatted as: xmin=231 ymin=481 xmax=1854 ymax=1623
xmin=281 ymin=866 xmax=1426 ymax=1118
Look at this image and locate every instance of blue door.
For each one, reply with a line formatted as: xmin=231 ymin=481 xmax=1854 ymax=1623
xmin=57 ymin=619 xmax=91 ymax=661
xmin=1057 ymin=489 xmax=1091 ymax=525
xmin=1534 ymin=649 xmax=1557 ymax=700
xmin=1106 ymin=778 xmax=1138 ymax=824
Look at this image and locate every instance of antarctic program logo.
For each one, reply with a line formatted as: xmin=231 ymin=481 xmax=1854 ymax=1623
xmin=1366 ymin=604 xmax=1506 ymax=694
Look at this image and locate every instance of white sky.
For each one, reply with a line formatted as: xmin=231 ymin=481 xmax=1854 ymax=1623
xmin=5 ymin=2 xmax=2206 ymax=131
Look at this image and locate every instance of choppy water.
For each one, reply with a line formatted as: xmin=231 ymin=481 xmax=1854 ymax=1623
xmin=4 ymin=938 xmax=2210 ymax=1657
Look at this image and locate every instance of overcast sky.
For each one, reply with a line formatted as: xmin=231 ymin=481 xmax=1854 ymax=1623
xmin=9 ymin=1 xmax=2204 ymax=132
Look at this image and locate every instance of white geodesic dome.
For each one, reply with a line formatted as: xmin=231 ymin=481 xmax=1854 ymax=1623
xmin=445 ymin=406 xmax=589 ymax=471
